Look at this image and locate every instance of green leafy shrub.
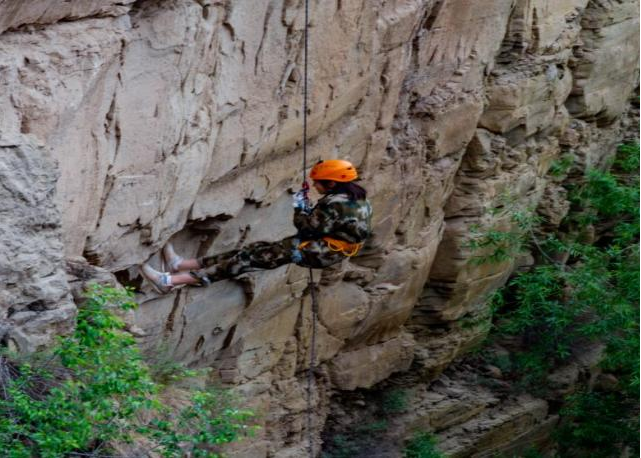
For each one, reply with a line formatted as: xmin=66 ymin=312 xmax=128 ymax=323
xmin=467 ymin=197 xmax=542 ymax=265
xmin=146 ymin=343 xmax=204 ymax=385
xmin=554 ymin=391 xmax=639 ymax=458
xmin=143 ymin=388 xmax=255 ymax=457
xmin=475 ymin=142 xmax=639 ymax=456
xmin=323 ymin=434 xmax=362 ymax=458
xmin=403 ymin=432 xmax=444 ymax=458
xmin=355 ymin=419 xmax=388 ymax=433
xmin=521 ymin=447 xmax=546 ymax=458
xmin=491 ymin=143 xmax=639 ymax=389
xmin=548 ymin=153 xmax=575 ymax=177
xmin=380 ymin=388 xmax=408 ymax=414
xmin=614 ymin=142 xmax=640 ymax=174
xmin=0 ymin=283 xmax=255 ymax=457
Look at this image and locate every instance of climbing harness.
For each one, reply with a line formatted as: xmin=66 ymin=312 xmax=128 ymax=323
xmin=300 ymin=1 xmax=318 ymax=457
xmin=322 ymin=237 xmax=363 ymax=257
xmin=298 ymin=237 xmax=364 ymax=257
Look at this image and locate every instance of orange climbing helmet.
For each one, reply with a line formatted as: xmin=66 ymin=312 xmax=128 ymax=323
xmin=309 ymin=159 xmax=358 ymax=182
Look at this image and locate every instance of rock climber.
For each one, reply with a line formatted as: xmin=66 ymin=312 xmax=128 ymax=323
xmin=140 ymin=159 xmax=373 ymax=293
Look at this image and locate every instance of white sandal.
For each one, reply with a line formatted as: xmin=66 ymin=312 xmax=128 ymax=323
xmin=140 ymin=263 xmax=173 ymax=294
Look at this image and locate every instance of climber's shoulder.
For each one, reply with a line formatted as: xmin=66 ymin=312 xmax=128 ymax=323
xmin=321 ymin=193 xmax=351 ymax=205
xmin=319 ymin=193 xmax=371 ymax=219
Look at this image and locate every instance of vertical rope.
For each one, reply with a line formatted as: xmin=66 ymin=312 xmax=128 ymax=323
xmin=306 ymin=269 xmax=318 ymax=458
xmin=302 ymin=0 xmax=309 ymax=184
xmin=301 ymin=1 xmax=317 ymax=457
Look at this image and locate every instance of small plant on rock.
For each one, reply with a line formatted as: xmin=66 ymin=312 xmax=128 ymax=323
xmin=380 ymin=388 xmax=409 ymax=414
xmin=467 ymin=194 xmax=542 ymax=265
xmin=403 ymin=432 xmax=444 ymax=458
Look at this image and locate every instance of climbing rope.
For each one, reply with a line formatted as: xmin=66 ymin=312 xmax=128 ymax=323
xmin=300 ymin=1 xmax=318 ymax=457
xmin=301 ymin=0 xmax=310 ymax=192
xmin=306 ymin=271 xmax=318 ymax=457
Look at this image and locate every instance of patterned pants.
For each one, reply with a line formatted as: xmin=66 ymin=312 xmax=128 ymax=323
xmin=189 ymin=236 xmax=344 ymax=285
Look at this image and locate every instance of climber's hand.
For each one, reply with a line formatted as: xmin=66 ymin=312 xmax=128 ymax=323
xmin=292 ymin=190 xmax=308 ymax=210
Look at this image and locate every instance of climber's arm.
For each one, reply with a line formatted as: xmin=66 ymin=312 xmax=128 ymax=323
xmin=293 ymin=201 xmax=338 ymax=239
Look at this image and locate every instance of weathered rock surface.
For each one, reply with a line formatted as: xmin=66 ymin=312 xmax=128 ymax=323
xmin=0 ymin=136 xmax=76 ymax=352
xmin=321 ymin=364 xmax=559 ymax=458
xmin=0 ymin=0 xmax=136 ymax=35
xmin=0 ymin=0 xmax=638 ymax=456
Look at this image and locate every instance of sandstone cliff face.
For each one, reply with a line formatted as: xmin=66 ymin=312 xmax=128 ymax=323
xmin=0 ymin=0 xmax=638 ymax=456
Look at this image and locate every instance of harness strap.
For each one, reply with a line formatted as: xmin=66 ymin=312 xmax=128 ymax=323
xmin=298 ymin=237 xmax=364 ymax=257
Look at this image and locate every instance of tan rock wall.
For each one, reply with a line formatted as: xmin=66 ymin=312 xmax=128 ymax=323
xmin=0 ymin=137 xmax=76 ymax=352
xmin=408 ymin=0 xmax=639 ymax=383
xmin=0 ymin=0 xmax=136 ymax=34
xmin=0 ymin=0 xmax=638 ymax=456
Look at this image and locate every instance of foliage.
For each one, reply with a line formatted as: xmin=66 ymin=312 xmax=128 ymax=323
xmin=614 ymin=142 xmax=641 ymax=172
xmin=354 ymin=419 xmax=388 ymax=433
xmin=494 ymin=143 xmax=639 ymax=391
xmin=323 ymin=434 xmax=363 ymax=458
xmin=322 ymin=434 xmax=362 ymax=458
xmin=468 ymin=197 xmax=542 ymax=265
xmin=474 ymin=142 xmax=639 ymax=456
xmin=0 ymin=283 xmax=255 ymax=457
xmin=554 ymin=391 xmax=639 ymax=458
xmin=143 ymin=388 xmax=255 ymax=458
xmin=380 ymin=388 xmax=409 ymax=414
xmin=146 ymin=343 xmax=205 ymax=385
xmin=520 ymin=447 xmax=546 ymax=458
xmin=323 ymin=388 xmax=408 ymax=457
xmin=548 ymin=153 xmax=575 ymax=177
xmin=403 ymin=432 xmax=444 ymax=458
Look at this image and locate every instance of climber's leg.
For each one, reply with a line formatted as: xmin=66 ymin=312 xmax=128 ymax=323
xmin=142 ymin=236 xmax=344 ymax=292
xmin=189 ymin=237 xmax=297 ymax=285
xmin=168 ymin=272 xmax=200 ymax=285
xmin=162 ymin=243 xmax=200 ymax=272
xmin=172 ymin=258 xmax=201 ymax=271
xmin=142 ymin=238 xmax=297 ymax=292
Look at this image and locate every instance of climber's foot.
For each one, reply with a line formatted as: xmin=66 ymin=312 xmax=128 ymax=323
xmin=162 ymin=242 xmax=184 ymax=273
xmin=140 ymin=263 xmax=173 ymax=294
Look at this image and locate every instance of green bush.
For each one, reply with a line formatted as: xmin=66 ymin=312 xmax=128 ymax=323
xmin=380 ymin=388 xmax=409 ymax=414
xmin=323 ymin=434 xmax=362 ymax=458
xmin=467 ymin=196 xmax=542 ymax=265
xmin=492 ymin=143 xmax=639 ymax=389
xmin=403 ymin=432 xmax=444 ymax=458
xmin=554 ymin=391 xmax=639 ymax=458
xmin=548 ymin=153 xmax=575 ymax=177
xmin=0 ymin=283 xmax=255 ymax=457
xmin=476 ymin=142 xmax=639 ymax=456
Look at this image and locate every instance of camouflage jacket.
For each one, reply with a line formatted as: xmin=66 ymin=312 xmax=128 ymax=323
xmin=293 ymin=193 xmax=373 ymax=244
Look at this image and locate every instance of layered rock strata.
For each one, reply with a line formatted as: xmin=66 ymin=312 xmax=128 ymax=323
xmin=0 ymin=0 xmax=638 ymax=456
